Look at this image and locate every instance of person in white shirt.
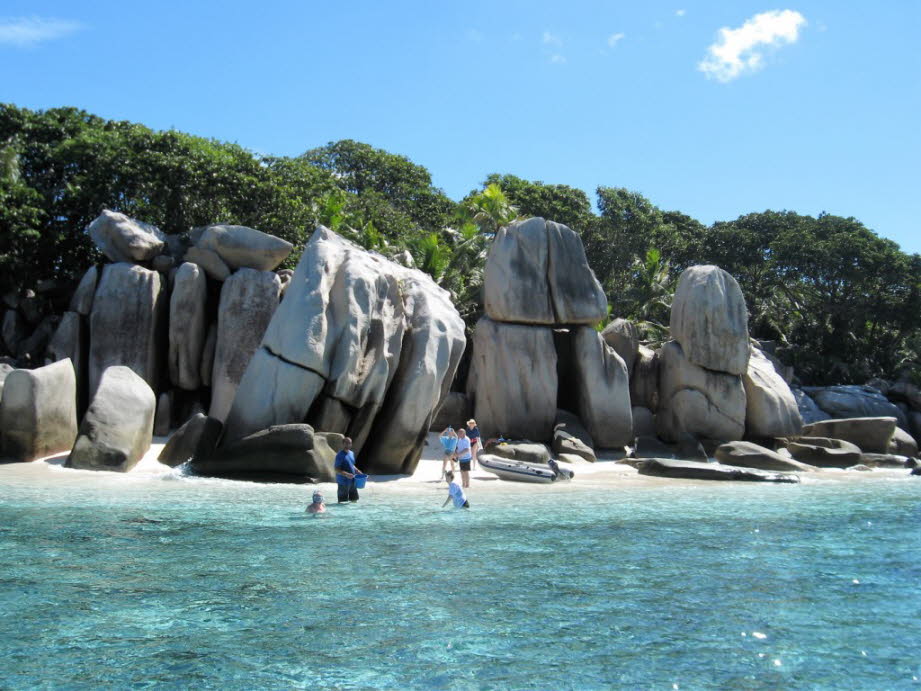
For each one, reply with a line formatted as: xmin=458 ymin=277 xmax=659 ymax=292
xmin=453 ymin=428 xmax=473 ymax=488
xmin=441 ymin=471 xmax=469 ymax=509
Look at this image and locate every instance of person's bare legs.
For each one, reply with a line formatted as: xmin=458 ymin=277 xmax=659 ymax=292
xmin=442 ymin=455 xmax=455 ymax=480
xmin=461 ymin=468 xmax=470 ymax=488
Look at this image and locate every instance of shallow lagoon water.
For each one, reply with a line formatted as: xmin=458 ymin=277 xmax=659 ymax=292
xmin=1 ymin=463 xmax=919 ymax=689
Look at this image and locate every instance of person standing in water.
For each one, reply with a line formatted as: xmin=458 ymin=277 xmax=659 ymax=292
xmin=466 ymin=419 xmax=481 ymax=470
xmin=440 ymin=426 xmax=458 ymax=480
xmin=442 ymin=471 xmax=469 ymax=509
xmin=454 ymin=428 xmax=472 ymax=489
xmin=335 ymin=437 xmax=364 ymax=503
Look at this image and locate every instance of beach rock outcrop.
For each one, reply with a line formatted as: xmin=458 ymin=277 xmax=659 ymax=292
xmin=69 ymin=266 xmax=98 ymax=315
xmin=88 ymin=263 xmax=166 ymax=397
xmin=888 ymin=427 xmax=918 ymax=458
xmin=656 ymin=341 xmax=746 ymax=442
xmin=482 ymin=440 xmax=551 ymax=466
xmin=802 ymin=385 xmax=905 ymax=426
xmin=552 ymin=416 xmax=596 ymax=462
xmin=430 ymin=392 xmax=469 ymax=431
xmin=209 ymin=268 xmax=281 ymax=422
xmin=784 ymin=437 xmax=862 ymax=468
xmin=601 ymin=318 xmax=639 ymax=375
xmin=469 ymin=318 xmax=557 ymax=442
xmin=66 ymin=366 xmax=155 ymax=472
xmin=157 ymin=413 xmax=222 ymax=467
xmin=483 ymin=217 xmax=606 ymax=325
xmin=670 ymin=265 xmax=750 ymax=375
xmin=715 ymin=441 xmax=816 ymax=472
xmin=223 ymin=227 xmax=465 ymax=475
xmin=193 ymin=224 xmax=293 ymax=272
xmin=638 ymin=458 xmax=800 ymax=483
xmin=743 ymin=346 xmax=803 ymax=438
xmin=630 ymin=345 xmax=659 ymax=411
xmin=571 ymin=326 xmax=632 ymax=448
xmin=184 ymin=247 xmax=231 ymax=282
xmin=0 ymin=359 xmax=78 ymax=462
xmin=191 ymin=424 xmax=334 ymax=482
xmin=792 ymin=388 xmax=829 ymax=425
xmin=168 ymin=262 xmax=208 ymax=391
xmin=801 ymin=417 xmax=896 ymax=454
xmin=87 ymin=210 xmax=165 ymax=264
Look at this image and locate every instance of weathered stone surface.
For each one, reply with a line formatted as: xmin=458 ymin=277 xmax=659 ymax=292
xmin=601 ymin=318 xmax=639 ymax=375
xmin=87 ymin=210 xmax=165 ymax=263
xmin=792 ymin=388 xmax=829 ymax=425
xmin=631 ymin=406 xmax=656 ymax=439
xmin=656 ymin=340 xmax=746 ymax=443
xmin=1 ymin=310 xmax=28 ymax=355
xmin=482 ymin=440 xmax=551 ymax=465
xmin=859 ymin=453 xmax=911 ymax=469
xmin=743 ymin=346 xmax=803 ymax=438
xmin=887 ymin=381 xmax=921 ymax=412
xmin=554 ymin=409 xmax=594 ymax=449
xmin=199 ymin=322 xmax=217 ymax=387
xmin=46 ymin=311 xmax=85 ymax=410
xmin=638 ymin=458 xmax=800 ymax=483
xmin=184 ymin=247 xmax=231 ymax=282
xmin=168 ymin=262 xmax=208 ymax=390
xmin=152 ymin=255 xmax=174 ymax=273
xmin=0 ymin=359 xmax=78 ymax=462
xmin=209 ymin=269 xmax=280 ymax=422
xmin=17 ymin=315 xmax=58 ymax=363
xmin=88 ymin=263 xmax=166 ymax=397
xmin=676 ymin=436 xmax=709 ymax=461
xmin=0 ymin=363 xmax=14 ymax=397
xmin=69 ymin=266 xmax=98 ymax=315
xmin=195 ymin=224 xmax=293 ymax=272
xmin=223 ymin=228 xmax=465 ymax=474
xmin=430 ymin=391 xmax=469 ymax=431
xmin=803 ymin=385 xmax=906 ymax=427
xmin=801 ymin=417 xmax=897 ymax=454
xmin=909 ymin=411 xmax=921 ymax=449
xmin=483 ymin=217 xmax=606 ymax=325
xmin=66 ymin=366 xmax=155 ymax=472
xmin=571 ymin=326 xmax=633 ymax=448
xmin=157 ymin=413 xmax=222 ymax=467
xmin=630 ymin=345 xmax=659 ymax=412
xmin=552 ymin=417 xmax=596 ymax=462
xmin=154 ymin=392 xmax=171 ymax=436
xmin=634 ymin=436 xmax=678 ymax=459
xmin=192 ymin=424 xmax=334 ymax=482
xmin=670 ymin=265 xmax=749 ymax=375
xmin=889 ymin=427 xmax=918 ymax=457
xmin=470 ymin=317 xmax=557 ymax=442
xmin=785 ymin=437 xmax=863 ymax=468
xmin=715 ymin=441 xmax=817 ymax=472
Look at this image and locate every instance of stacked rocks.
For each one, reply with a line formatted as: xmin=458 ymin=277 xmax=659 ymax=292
xmin=467 ymin=217 xmax=632 ymax=448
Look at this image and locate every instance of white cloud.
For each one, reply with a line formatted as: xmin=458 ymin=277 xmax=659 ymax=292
xmin=676 ymin=9 xmax=686 ymax=17
xmin=0 ymin=16 xmax=83 ymax=46
xmin=607 ymin=32 xmax=625 ymax=48
xmin=698 ymin=9 xmax=806 ymax=82
xmin=542 ymin=31 xmax=563 ymax=47
xmin=549 ymin=54 xmax=566 ymax=64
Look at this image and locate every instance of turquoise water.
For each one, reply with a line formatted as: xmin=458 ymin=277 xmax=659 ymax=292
xmin=1 ymin=464 xmax=919 ymax=689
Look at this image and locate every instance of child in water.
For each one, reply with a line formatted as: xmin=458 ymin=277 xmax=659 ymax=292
xmin=306 ymin=490 xmax=326 ymax=514
xmin=441 ymin=471 xmax=470 ymax=509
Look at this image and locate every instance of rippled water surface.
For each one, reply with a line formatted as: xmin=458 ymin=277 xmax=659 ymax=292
xmin=1 ymin=464 xmax=919 ymax=689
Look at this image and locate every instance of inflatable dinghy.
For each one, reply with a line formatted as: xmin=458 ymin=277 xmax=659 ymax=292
xmin=479 ymin=455 xmax=557 ymax=484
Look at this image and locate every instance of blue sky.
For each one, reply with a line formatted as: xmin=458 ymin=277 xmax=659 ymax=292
xmin=2 ymin=1 xmax=919 ymax=253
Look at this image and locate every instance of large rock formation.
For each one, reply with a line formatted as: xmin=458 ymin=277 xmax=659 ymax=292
xmin=601 ymin=318 xmax=639 ymax=375
xmin=800 ymin=417 xmax=897 ymax=454
xmin=88 ymin=263 xmax=166 ymax=397
xmin=638 ymin=458 xmax=800 ymax=483
xmin=0 ymin=359 xmax=78 ymax=462
xmin=69 ymin=266 xmax=98 ymax=315
xmin=656 ymin=341 xmax=746 ymax=442
xmin=630 ymin=345 xmax=659 ymax=411
xmin=66 ymin=366 xmax=156 ymax=472
xmin=483 ymin=217 xmax=606 ymax=325
xmin=157 ymin=414 xmax=223 ymax=467
xmin=222 ymin=227 xmax=465 ymax=474
xmin=168 ymin=262 xmax=208 ymax=390
xmin=670 ymin=265 xmax=749 ymax=375
xmin=792 ymin=388 xmax=829 ymax=424
xmin=469 ymin=317 xmax=557 ymax=442
xmin=743 ymin=346 xmax=803 ymax=438
xmin=571 ymin=326 xmax=632 ymax=448
xmin=209 ymin=269 xmax=281 ymax=422
xmin=785 ymin=437 xmax=862 ymax=468
xmin=87 ymin=210 xmax=165 ymax=263
xmin=802 ymin=385 xmax=906 ymax=426
xmin=715 ymin=441 xmax=816 ymax=472
xmin=193 ymin=224 xmax=293 ymax=272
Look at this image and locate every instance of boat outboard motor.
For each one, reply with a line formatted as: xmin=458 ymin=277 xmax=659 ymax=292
xmin=548 ymin=459 xmax=574 ymax=480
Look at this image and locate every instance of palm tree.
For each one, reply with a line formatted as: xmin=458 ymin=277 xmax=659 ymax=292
xmin=465 ymin=183 xmax=519 ymax=235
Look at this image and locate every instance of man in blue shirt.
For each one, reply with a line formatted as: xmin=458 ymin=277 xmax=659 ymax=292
xmin=334 ymin=437 xmax=364 ymax=503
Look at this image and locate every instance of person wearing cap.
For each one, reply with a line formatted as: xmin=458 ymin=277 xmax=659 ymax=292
xmin=465 ymin=419 xmax=481 ymax=470
xmin=306 ymin=490 xmax=326 ymax=514
xmin=334 ymin=437 xmax=364 ymax=503
xmin=454 ymin=428 xmax=472 ymax=488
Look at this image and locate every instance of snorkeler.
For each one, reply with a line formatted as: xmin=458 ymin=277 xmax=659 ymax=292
xmin=306 ymin=490 xmax=326 ymax=514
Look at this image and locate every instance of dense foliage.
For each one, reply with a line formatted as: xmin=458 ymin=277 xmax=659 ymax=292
xmin=1 ymin=103 xmax=918 ymax=384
